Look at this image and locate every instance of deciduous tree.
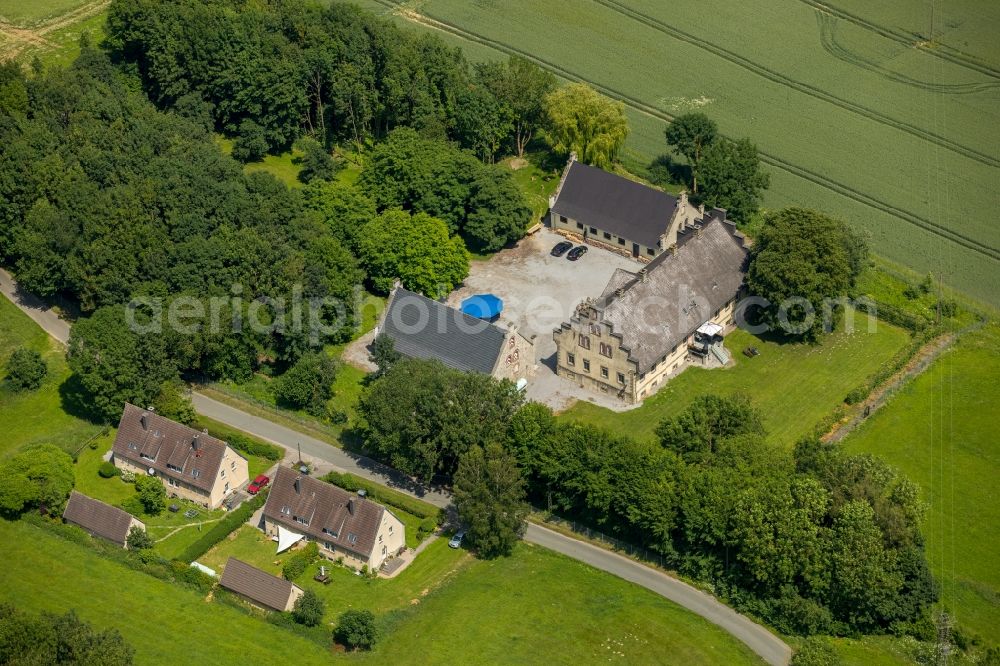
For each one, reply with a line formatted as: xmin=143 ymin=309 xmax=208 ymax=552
xmin=664 ymin=113 xmax=718 ymax=193
xmin=475 ymin=56 xmax=557 ymax=158
xmin=453 ymin=442 xmax=529 ymax=558
xmin=4 ymin=347 xmax=47 ymax=391
xmin=699 ymin=137 xmax=769 ymax=223
xmin=543 ymin=83 xmax=629 ymax=169
xmin=334 ymin=609 xmax=379 ymax=651
xmin=134 ymin=475 xmax=166 ymax=516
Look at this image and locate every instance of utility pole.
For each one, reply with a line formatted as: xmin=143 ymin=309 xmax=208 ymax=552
xmin=929 ymin=0 xmax=935 ymax=45
xmin=936 ymin=611 xmax=951 ymax=665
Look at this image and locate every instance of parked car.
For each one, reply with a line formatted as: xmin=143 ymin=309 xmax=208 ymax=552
xmin=567 ymin=245 xmax=588 ymax=261
xmin=247 ymin=474 xmax=270 ymax=494
xmin=550 ymin=241 xmax=573 ymax=257
xmin=448 ymin=530 xmax=465 ymax=549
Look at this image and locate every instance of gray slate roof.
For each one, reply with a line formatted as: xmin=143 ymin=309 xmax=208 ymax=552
xmin=551 ymin=161 xmax=678 ymax=248
xmin=220 ymin=557 xmax=300 ymax=612
xmin=381 ymin=288 xmax=506 ymax=375
xmin=62 ymin=491 xmax=139 ymax=546
xmin=598 ymin=216 xmax=749 ymax=373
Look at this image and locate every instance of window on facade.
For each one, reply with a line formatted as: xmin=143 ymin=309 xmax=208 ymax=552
xmin=576 ymin=221 xmax=583 ymax=230
xmin=583 ymin=360 xmax=591 ymax=372
xmin=590 ymin=227 xmax=597 ymax=234
xmin=599 ymin=342 xmax=612 ymax=358
xmin=603 ymin=231 xmax=611 ymax=240
xmin=590 ymin=324 xmax=601 ymax=336
xmin=324 ymin=541 xmax=333 ymax=551
xmin=388 ymin=525 xmax=393 ymax=534
xmin=220 ymin=469 xmax=225 ymax=478
xmin=379 ymin=535 xmax=383 ymax=543
xmin=567 ymin=352 xmax=575 ymax=366
xmin=128 ymin=443 xmax=138 ymax=451
xmin=231 ymin=461 xmax=236 ymax=471
xmin=281 ymin=506 xmax=291 ymax=515
xmin=560 ymin=215 xmax=568 ymax=223
xmin=224 ymin=482 xmax=230 ymax=492
xmin=579 ymin=334 xmax=590 ymax=350
xmin=382 ymin=545 xmax=387 ymax=555
xmin=600 ymin=366 xmax=609 ymax=379
xmin=618 ymin=238 xmax=625 ymax=246
xmin=647 ymin=248 xmax=655 ymax=256
xmin=617 ymin=372 xmax=626 ymax=384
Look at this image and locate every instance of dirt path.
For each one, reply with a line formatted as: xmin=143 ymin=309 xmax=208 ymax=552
xmin=152 ymin=518 xmax=224 ymax=544
xmin=824 ymin=317 xmax=986 ymax=443
xmin=0 ymin=0 xmax=109 ymax=61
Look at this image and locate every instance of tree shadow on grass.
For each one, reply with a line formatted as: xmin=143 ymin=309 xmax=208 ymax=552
xmin=647 ymin=154 xmax=690 ymax=189
xmin=58 ymin=373 xmax=106 ymax=425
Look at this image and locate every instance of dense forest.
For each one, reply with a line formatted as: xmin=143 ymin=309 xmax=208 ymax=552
xmin=359 ymin=358 xmax=939 ymax=638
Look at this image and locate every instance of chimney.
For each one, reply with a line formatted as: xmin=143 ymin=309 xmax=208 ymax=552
xmin=294 ymin=477 xmax=301 ymax=494
xmin=140 ymin=412 xmax=149 ymax=430
xmin=192 ymin=434 xmax=200 ymax=451
xmin=347 ymin=499 xmax=355 ymax=516
xmin=670 ymin=244 xmax=678 ymax=255
xmin=615 ymin=288 xmax=624 ymax=298
xmin=639 ymin=268 xmax=648 ymax=283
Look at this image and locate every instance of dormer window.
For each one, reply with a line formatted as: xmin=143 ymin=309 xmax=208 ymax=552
xmin=322 ymin=527 xmax=338 ymax=538
xmin=167 ymin=463 xmax=182 ymax=472
xmin=128 ymin=443 xmax=138 ymax=451
xmin=347 ymin=533 xmax=358 ymax=545
xmin=140 ymin=453 xmax=154 ymax=461
xmin=191 ymin=469 xmax=200 ymax=479
xmin=281 ymin=506 xmax=291 ymax=515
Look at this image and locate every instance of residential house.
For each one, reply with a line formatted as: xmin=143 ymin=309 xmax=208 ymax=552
xmin=377 ymin=285 xmax=535 ymax=384
xmin=261 ymin=466 xmax=405 ymax=571
xmin=553 ymin=213 xmax=749 ymax=403
xmin=62 ymin=490 xmax=146 ymax=548
xmin=219 ymin=557 xmax=304 ymax=612
xmin=548 ymin=155 xmax=702 ymax=260
xmin=111 ymin=403 xmax=249 ymax=509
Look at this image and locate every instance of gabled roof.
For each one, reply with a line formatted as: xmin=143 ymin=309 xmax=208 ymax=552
xmin=262 ymin=467 xmax=390 ymax=560
xmin=62 ymin=491 xmax=140 ymax=546
xmin=112 ymin=403 xmax=238 ymax=493
xmin=219 ymin=557 xmax=301 ymax=612
xmin=381 ymin=288 xmax=507 ymax=375
xmin=551 ymin=161 xmax=678 ymax=248
xmin=596 ymin=215 xmax=749 ymax=372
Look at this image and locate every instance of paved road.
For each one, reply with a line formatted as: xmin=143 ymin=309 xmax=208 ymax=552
xmin=1 ymin=268 xmax=791 ymax=665
xmin=0 ymin=268 xmax=71 ymax=344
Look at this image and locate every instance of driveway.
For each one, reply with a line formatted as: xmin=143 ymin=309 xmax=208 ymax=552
xmin=448 ymin=229 xmax=640 ymax=410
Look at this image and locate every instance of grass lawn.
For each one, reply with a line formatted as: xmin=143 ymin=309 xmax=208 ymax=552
xmin=0 ymin=0 xmax=86 ymax=28
xmin=216 ymin=136 xmax=304 ymax=188
xmin=358 ymin=541 xmax=764 ymax=665
xmin=0 ymin=519 xmax=334 ymax=666
xmin=562 ymin=313 xmax=911 ymax=447
xmin=502 ymin=150 xmax=560 ymax=224
xmin=0 ymin=295 xmax=102 ymax=458
xmin=842 ymin=321 xmax=1000 ymax=643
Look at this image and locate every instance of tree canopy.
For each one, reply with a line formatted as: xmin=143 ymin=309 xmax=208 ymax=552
xmin=453 ymin=442 xmax=529 ymax=558
xmin=4 ymin=347 xmax=47 ymax=391
xmin=543 ymin=83 xmax=629 ymax=169
xmin=0 ymin=445 xmax=75 ymax=516
xmin=474 ymin=56 xmax=557 ymax=158
xmin=273 ymin=351 xmax=339 ymax=417
xmin=746 ymin=207 xmax=867 ymax=340
xmin=699 ymin=137 xmax=770 ymax=224
xmin=0 ymin=605 xmax=134 ymax=666
xmin=664 ymin=113 xmax=718 ymax=193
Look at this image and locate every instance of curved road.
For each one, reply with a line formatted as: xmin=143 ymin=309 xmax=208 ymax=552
xmin=1 ymin=267 xmax=791 ymax=665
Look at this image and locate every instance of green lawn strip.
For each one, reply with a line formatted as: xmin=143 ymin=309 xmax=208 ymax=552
xmin=562 ymin=312 xmax=911 ymax=447
xmin=0 ymin=296 xmax=101 ymax=457
xmin=841 ymin=322 xmax=1000 ymax=642
xmin=824 ymin=635 xmax=917 ymax=665
xmin=0 ymin=519 xmax=333 ymax=665
xmin=215 ymin=136 xmax=305 ymax=187
xmin=357 ymin=541 xmax=765 ymax=665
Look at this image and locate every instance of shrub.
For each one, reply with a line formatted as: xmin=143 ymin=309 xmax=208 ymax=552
xmin=792 ymin=637 xmax=838 ymax=666
xmin=120 ymin=469 xmax=135 ymax=483
xmin=844 ymin=386 xmax=868 ymax=406
xmin=98 ymin=461 xmax=119 ymax=478
xmin=126 ymin=526 xmax=154 ymax=551
xmin=4 ymin=347 xmax=47 ymax=391
xmin=292 ymin=589 xmax=325 ymax=627
xmin=224 ymin=432 xmax=283 ymax=462
xmin=274 ymin=352 xmax=339 ymax=417
xmin=417 ymin=516 xmax=438 ymax=540
xmin=282 ymin=541 xmax=319 ymax=581
xmin=134 ymin=475 xmax=166 ymax=515
xmin=334 ymin=609 xmax=379 ymax=651
xmin=231 ymin=119 xmax=268 ymax=162
xmin=176 ymin=490 xmax=268 ymax=563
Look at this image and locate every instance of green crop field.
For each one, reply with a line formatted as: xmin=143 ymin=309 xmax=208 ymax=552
xmin=842 ymin=322 xmax=1000 ymax=642
xmin=352 ymin=0 xmax=1000 ymax=307
xmin=563 ymin=313 xmax=911 ymax=447
xmin=0 ymin=0 xmax=88 ymax=28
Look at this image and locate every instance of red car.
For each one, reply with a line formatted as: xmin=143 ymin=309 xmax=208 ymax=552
xmin=247 ymin=474 xmax=270 ymax=494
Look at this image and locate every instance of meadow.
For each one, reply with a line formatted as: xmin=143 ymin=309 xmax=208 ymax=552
xmin=356 ymin=0 xmax=1000 ymax=307
xmin=563 ymin=313 xmax=911 ymax=447
xmin=842 ymin=322 xmax=1000 ymax=642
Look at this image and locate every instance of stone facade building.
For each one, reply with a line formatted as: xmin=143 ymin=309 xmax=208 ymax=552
xmin=112 ymin=403 xmax=249 ymax=509
xmin=548 ymin=155 xmax=702 ymax=261
xmin=553 ymin=214 xmax=749 ymax=403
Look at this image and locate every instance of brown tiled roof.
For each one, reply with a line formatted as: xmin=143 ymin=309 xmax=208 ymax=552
xmin=219 ymin=557 xmax=300 ymax=612
xmin=597 ymin=215 xmax=749 ymax=373
xmin=262 ymin=466 xmax=387 ymax=559
xmin=112 ymin=403 xmax=237 ymax=492
xmin=62 ymin=491 xmax=140 ymax=546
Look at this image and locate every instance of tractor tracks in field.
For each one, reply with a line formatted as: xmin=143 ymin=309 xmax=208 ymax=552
xmin=589 ymin=0 xmax=1000 ymax=170
xmin=796 ymin=0 xmax=1000 ymax=82
xmin=815 ymin=12 xmax=1000 ymax=96
xmin=374 ymin=0 xmax=1000 ymax=264
xmin=0 ymin=0 xmax=109 ymax=62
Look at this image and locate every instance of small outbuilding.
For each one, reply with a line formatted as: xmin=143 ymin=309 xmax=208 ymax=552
xmin=219 ymin=557 xmax=304 ymax=612
xmin=62 ymin=490 xmax=146 ymax=548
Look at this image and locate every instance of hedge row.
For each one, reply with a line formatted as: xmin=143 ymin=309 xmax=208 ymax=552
xmin=844 ymin=327 xmax=937 ymax=405
xmin=321 ymin=471 xmax=441 ymax=523
xmin=282 ymin=541 xmax=319 ymax=581
xmin=177 ymin=490 xmax=270 ymax=564
xmin=223 ymin=432 xmax=284 ymax=462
